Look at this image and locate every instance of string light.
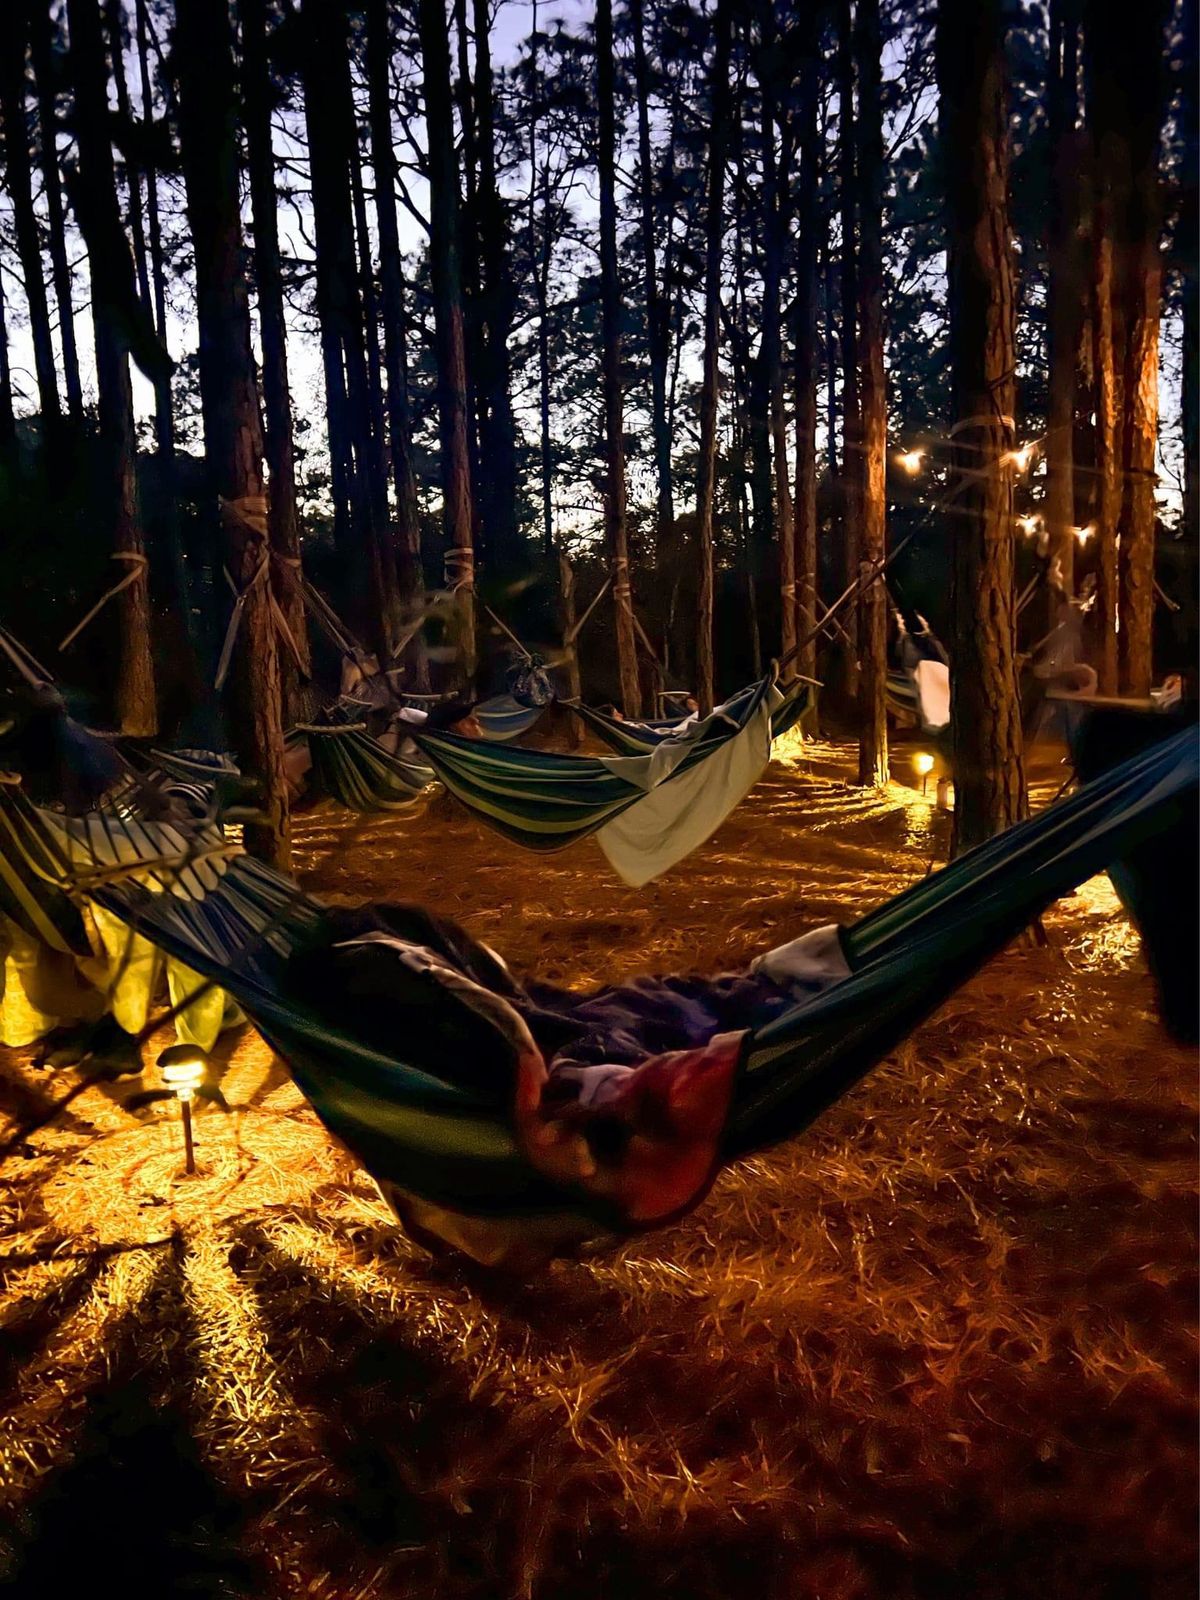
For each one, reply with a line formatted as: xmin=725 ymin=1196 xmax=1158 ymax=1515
xmin=1016 ymin=513 xmax=1041 ymax=537
xmin=1003 ymin=443 xmax=1036 ymax=473
xmin=896 ymin=449 xmax=924 ymax=476
xmin=1072 ymin=523 xmax=1095 ymax=546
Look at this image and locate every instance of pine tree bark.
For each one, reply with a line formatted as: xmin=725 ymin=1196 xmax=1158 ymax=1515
xmin=630 ymin=0 xmax=675 ymax=583
xmin=1091 ymin=208 xmax=1120 ymax=694
xmin=472 ymin=0 xmax=521 ymax=580
xmin=1043 ymin=0 xmax=1082 ymax=610
xmin=366 ymin=0 xmax=426 ymax=684
xmin=855 ymin=0 xmax=888 ymax=787
xmin=792 ymin=20 xmax=820 ymax=691
xmin=242 ymin=0 xmax=310 ymax=719
xmin=595 ymin=0 xmax=641 ymax=716
xmin=103 ymin=0 xmax=151 ymax=316
xmin=694 ymin=0 xmax=734 ymax=713
xmin=0 ymin=266 xmax=16 ymax=452
xmin=0 ymin=6 xmax=61 ymax=430
xmin=937 ymin=0 xmax=1027 ymax=851
xmin=837 ymin=0 xmax=860 ymax=696
xmin=176 ymin=0 xmax=288 ymax=867
xmin=1182 ymin=0 xmax=1198 ymax=554
xmin=66 ymin=0 xmax=156 ymax=736
xmin=418 ymin=0 xmax=476 ymax=676
xmin=759 ymin=0 xmax=794 ymax=663
xmin=28 ymin=1 xmax=83 ymax=423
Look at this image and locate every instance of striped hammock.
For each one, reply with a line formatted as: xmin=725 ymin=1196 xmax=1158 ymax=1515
xmin=415 ymin=677 xmax=810 ymax=885
xmin=568 ymin=675 xmax=811 ymax=757
xmin=0 ymin=783 xmax=242 ymax=1050
xmin=88 ymin=721 xmax=1196 ymax=1269
xmin=290 ymin=716 xmax=435 ymax=814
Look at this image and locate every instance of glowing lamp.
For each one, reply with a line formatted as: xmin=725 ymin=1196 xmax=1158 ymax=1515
xmin=1017 ymin=513 xmax=1040 ymax=537
xmin=913 ymin=750 xmax=935 ymax=796
xmin=1072 ymin=523 xmax=1095 ymax=546
xmin=896 ymin=449 xmax=924 ymax=476
xmin=158 ymin=1044 xmax=209 ymax=1174
xmin=1004 ymin=443 xmax=1035 ymax=473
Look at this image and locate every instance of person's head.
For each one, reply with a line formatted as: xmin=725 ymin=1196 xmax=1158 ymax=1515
xmin=426 ymin=698 xmax=482 ymax=738
xmin=684 ymin=695 xmax=699 ymax=713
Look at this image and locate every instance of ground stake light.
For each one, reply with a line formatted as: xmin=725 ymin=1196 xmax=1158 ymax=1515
xmin=158 ymin=1044 xmax=208 ymax=1175
xmin=913 ymin=751 xmax=935 ymax=796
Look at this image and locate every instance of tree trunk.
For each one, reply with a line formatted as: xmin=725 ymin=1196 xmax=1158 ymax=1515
xmin=1043 ymin=0 xmax=1082 ymax=610
xmin=693 ymin=0 xmax=734 ymax=714
xmin=103 ymin=0 xmax=151 ymax=316
xmin=418 ymin=0 xmax=476 ymax=677
xmin=528 ymin=3 xmax=555 ymax=560
xmin=366 ymin=0 xmax=426 ymax=686
xmin=66 ymin=0 xmax=156 ymax=736
xmin=176 ymin=0 xmax=288 ymax=866
xmin=630 ymin=0 xmax=675 ymax=581
xmin=28 ymin=1 xmax=83 ymax=423
xmin=793 ymin=21 xmax=820 ymax=692
xmin=1182 ymin=0 xmax=1198 ymax=555
xmin=837 ymin=0 xmax=860 ymax=697
xmin=301 ymin=0 xmax=393 ymax=663
xmin=0 ymin=6 xmax=61 ymax=430
xmin=937 ymin=0 xmax=1027 ymax=850
xmin=1091 ymin=207 xmax=1120 ymax=693
xmin=242 ymin=0 xmax=310 ymax=721
xmin=0 ymin=263 xmax=16 ymax=452
xmin=759 ymin=0 xmax=794 ymax=664
xmin=595 ymin=0 xmax=641 ymax=716
xmin=855 ymin=0 xmax=888 ymax=788
xmin=558 ymin=551 xmax=584 ymax=746
xmin=471 ymin=0 xmax=521 ymax=581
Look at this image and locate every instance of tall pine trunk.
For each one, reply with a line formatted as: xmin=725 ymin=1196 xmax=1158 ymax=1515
xmin=0 ymin=7 xmax=61 ymax=431
xmin=792 ymin=19 xmax=820 ymax=693
xmin=630 ymin=0 xmax=675 ymax=584
xmin=66 ymin=0 xmax=156 ymax=736
xmin=1091 ymin=205 xmax=1120 ymax=693
xmin=759 ymin=0 xmax=794 ymax=663
xmin=471 ymin=0 xmax=521 ymax=580
xmin=0 ymin=266 xmax=15 ymax=451
xmin=366 ymin=0 xmax=426 ymax=685
xmin=176 ymin=0 xmax=288 ymax=866
xmin=937 ymin=0 xmax=1027 ymax=850
xmin=595 ymin=0 xmax=641 ymax=716
xmin=694 ymin=0 xmax=734 ymax=713
xmin=855 ymin=0 xmax=888 ymax=787
xmin=1043 ymin=0 xmax=1082 ymax=611
xmin=103 ymin=0 xmax=151 ymax=316
xmin=242 ymin=0 xmax=310 ymax=720
xmin=418 ymin=0 xmax=476 ymax=677
xmin=837 ymin=0 xmax=860 ymax=697
xmin=28 ymin=2 xmax=83 ymax=423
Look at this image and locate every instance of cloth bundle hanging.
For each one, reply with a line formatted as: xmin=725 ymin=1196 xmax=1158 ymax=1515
xmin=415 ymin=676 xmax=810 ymax=887
xmin=90 ymin=716 xmax=1196 ymax=1272
xmin=506 ymin=653 xmax=556 ymax=710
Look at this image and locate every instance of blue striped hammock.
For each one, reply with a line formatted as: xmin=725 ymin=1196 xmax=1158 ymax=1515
xmin=86 ymin=722 xmax=1195 ymax=1271
xmin=568 ymin=676 xmax=811 ymax=757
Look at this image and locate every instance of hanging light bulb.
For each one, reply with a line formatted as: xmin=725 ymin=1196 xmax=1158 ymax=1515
xmin=1016 ymin=513 xmax=1041 ymax=537
xmin=158 ymin=1044 xmax=208 ymax=1175
xmin=1003 ymin=443 xmax=1036 ymax=473
xmin=1072 ymin=523 xmax=1095 ymax=546
xmin=896 ymin=449 xmax=924 ymax=476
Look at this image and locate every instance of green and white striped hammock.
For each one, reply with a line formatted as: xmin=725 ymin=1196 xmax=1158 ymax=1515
xmin=415 ymin=676 xmax=811 ymax=886
xmin=87 ymin=720 xmax=1195 ymax=1271
xmin=568 ymin=675 xmax=811 ymax=757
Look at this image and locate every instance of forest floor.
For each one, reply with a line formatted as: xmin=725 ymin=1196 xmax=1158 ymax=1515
xmin=0 ymin=735 xmax=1195 ymax=1600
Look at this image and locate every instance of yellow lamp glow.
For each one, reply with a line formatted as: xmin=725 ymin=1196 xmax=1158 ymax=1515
xmin=1004 ymin=443 xmax=1035 ymax=473
xmin=913 ymin=750 xmax=935 ymax=796
xmin=1017 ymin=513 xmax=1041 ymax=537
xmin=896 ymin=449 xmax=924 ymax=476
xmin=158 ymin=1044 xmax=209 ymax=1174
xmin=1072 ymin=523 xmax=1095 ymax=546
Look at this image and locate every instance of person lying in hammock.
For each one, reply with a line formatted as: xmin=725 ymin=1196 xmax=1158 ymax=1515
xmin=287 ymin=902 xmax=851 ymax=1231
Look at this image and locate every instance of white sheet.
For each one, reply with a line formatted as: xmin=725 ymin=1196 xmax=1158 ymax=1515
xmin=914 ymin=659 xmax=950 ymax=733
xmin=596 ymin=685 xmax=779 ymax=887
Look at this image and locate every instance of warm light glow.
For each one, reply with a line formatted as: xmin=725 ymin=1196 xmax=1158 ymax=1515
xmin=896 ymin=449 xmax=924 ymax=476
xmin=913 ymin=752 xmax=935 ymax=776
xmin=1004 ymin=443 xmax=1036 ymax=473
xmin=1017 ymin=513 xmax=1041 ymax=537
xmin=1072 ymin=523 xmax=1095 ymax=546
xmin=159 ymin=1045 xmax=208 ymax=1102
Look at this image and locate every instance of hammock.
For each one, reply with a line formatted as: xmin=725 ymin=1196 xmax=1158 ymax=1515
xmin=289 ymin=714 xmax=435 ymax=814
xmin=568 ymin=676 xmax=810 ymax=757
xmin=475 ymin=694 xmax=549 ymax=743
xmin=414 ymin=677 xmax=810 ymax=886
xmin=886 ymin=612 xmax=951 ymax=736
xmin=88 ymin=721 xmax=1196 ymax=1270
xmin=0 ymin=784 xmax=242 ymax=1050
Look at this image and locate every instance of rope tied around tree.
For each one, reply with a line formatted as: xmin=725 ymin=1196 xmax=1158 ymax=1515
xmin=59 ymin=552 xmax=149 ymax=653
xmin=214 ymin=495 xmax=306 ymax=690
xmin=444 ymin=545 xmax=475 ymax=593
